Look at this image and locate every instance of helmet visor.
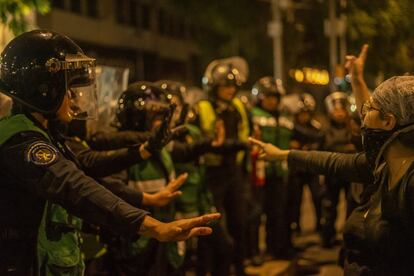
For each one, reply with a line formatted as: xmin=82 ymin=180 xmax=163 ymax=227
xmin=65 ymin=55 xmax=97 ymax=120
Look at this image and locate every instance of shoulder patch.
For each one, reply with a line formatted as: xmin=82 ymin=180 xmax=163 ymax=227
xmin=26 ymin=142 xmax=58 ymax=166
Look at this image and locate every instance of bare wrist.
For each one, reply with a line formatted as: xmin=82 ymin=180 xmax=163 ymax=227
xmin=138 ymin=215 xmax=161 ymax=239
xmin=139 ymin=144 xmax=152 ymax=159
xmin=352 ymin=76 xmax=366 ymax=85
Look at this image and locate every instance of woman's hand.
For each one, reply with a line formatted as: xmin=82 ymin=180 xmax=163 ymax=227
xmin=345 ymin=44 xmax=369 ymax=83
xmin=138 ymin=213 xmax=221 ymax=242
xmin=344 ymin=44 xmax=371 ymax=116
xmin=142 ymin=173 xmax=187 ymax=207
xmin=249 ymin=137 xmax=290 ymax=161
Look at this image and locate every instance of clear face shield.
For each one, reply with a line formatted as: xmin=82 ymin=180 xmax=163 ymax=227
xmin=64 ymin=54 xmax=98 ymax=120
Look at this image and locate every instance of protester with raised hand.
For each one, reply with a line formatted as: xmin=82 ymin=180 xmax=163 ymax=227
xmin=250 ymin=75 xmax=414 ymax=275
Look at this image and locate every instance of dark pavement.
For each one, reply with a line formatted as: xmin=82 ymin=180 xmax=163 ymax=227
xmin=245 ymin=184 xmax=346 ymax=276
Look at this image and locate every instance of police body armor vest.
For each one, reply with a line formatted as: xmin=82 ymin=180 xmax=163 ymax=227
xmin=127 ymin=148 xmax=185 ymax=268
xmin=251 ymin=107 xmax=294 ymax=176
xmin=173 ymin=124 xmax=215 ymax=217
xmin=197 ymin=98 xmax=249 ymax=166
xmin=0 ymin=114 xmax=84 ymax=276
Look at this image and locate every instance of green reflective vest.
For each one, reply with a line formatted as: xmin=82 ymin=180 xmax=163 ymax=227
xmin=251 ymin=107 xmax=294 ymax=176
xmin=0 ymin=115 xmax=84 ymax=276
xmin=174 ymin=124 xmax=215 ymax=217
xmin=197 ymin=98 xmax=250 ymax=166
xmin=127 ymin=148 xmax=185 ymax=268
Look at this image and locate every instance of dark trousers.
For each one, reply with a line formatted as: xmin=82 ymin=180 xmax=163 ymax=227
xmin=105 ymin=239 xmax=183 ymax=276
xmin=264 ymin=172 xmax=292 ymax=256
xmin=196 ymin=224 xmax=233 ymax=276
xmin=321 ymin=177 xmax=350 ymax=243
xmin=0 ymin=239 xmax=37 ymax=276
xmin=246 ymin=185 xmax=264 ymax=258
xmin=288 ymin=172 xmax=322 ymax=232
xmin=205 ymin=165 xmax=249 ymax=276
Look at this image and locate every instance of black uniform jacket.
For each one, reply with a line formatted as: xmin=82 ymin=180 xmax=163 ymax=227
xmin=288 ymin=150 xmax=414 ymax=275
xmin=65 ymin=137 xmax=145 ymax=207
xmin=0 ymin=130 xmax=149 ymax=272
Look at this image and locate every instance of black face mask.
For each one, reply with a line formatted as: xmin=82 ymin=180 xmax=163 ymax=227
xmin=351 ymin=133 xmax=363 ymax=152
xmin=360 ymin=126 xmax=395 ymax=168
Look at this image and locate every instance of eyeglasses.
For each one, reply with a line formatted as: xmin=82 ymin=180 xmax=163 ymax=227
xmin=361 ymin=101 xmax=382 ymax=118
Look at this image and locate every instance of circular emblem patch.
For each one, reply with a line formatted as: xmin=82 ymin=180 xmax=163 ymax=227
xmin=26 ymin=142 xmax=58 ymax=166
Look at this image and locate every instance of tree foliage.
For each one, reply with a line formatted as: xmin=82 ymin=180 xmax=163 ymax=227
xmin=174 ymin=0 xmax=414 ymax=86
xmin=347 ymin=0 xmax=414 ymax=79
xmin=172 ymin=0 xmax=273 ymax=85
xmin=0 ymin=0 xmax=50 ymax=35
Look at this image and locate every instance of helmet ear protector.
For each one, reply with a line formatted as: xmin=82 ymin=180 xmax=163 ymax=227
xmin=116 ymin=82 xmax=170 ymax=131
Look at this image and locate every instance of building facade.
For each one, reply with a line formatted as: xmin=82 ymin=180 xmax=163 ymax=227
xmin=37 ymin=0 xmax=202 ymax=83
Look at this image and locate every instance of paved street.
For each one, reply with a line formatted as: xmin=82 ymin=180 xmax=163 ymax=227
xmin=245 ymin=185 xmax=346 ymax=276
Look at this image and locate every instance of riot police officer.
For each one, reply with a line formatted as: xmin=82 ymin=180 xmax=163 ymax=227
xmin=287 ymin=93 xmax=324 ymax=234
xmin=194 ymin=57 xmax=250 ymax=276
xmin=0 ymin=30 xmax=219 ymax=275
xmin=321 ymin=92 xmax=355 ymax=247
xmin=250 ymin=76 xmax=294 ymax=259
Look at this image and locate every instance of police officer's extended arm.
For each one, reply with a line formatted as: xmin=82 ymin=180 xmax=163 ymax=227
xmin=100 ymin=173 xmax=186 ymax=208
xmin=97 ymin=175 xmax=145 ymax=207
xmin=2 ymin=133 xmax=218 ymax=241
xmin=143 ymin=104 xmax=187 ymax=154
xmin=249 ymin=137 xmax=372 ymax=183
xmin=88 ymin=130 xmax=151 ymax=150
xmin=66 ymin=138 xmax=147 ymax=178
xmin=138 ymin=212 xmax=220 ymax=242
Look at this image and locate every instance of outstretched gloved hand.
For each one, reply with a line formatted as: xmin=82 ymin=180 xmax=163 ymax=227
xmin=144 ymin=104 xmax=188 ymax=154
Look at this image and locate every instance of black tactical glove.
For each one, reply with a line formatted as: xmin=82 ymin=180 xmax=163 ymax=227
xmin=175 ymin=103 xmax=190 ymax=127
xmin=170 ymin=125 xmax=189 ymax=141
xmin=144 ymin=104 xmax=188 ymax=154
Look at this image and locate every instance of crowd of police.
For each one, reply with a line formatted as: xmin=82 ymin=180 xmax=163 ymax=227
xmin=2 ymin=29 xmax=414 ymax=276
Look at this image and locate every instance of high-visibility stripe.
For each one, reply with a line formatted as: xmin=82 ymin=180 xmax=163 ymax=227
xmin=128 ymin=179 xmax=166 ymax=193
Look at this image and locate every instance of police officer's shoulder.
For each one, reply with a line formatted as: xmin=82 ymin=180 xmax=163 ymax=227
xmin=2 ymin=131 xmax=60 ymax=167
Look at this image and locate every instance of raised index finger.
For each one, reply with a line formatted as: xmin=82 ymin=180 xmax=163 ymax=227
xmin=358 ymin=44 xmax=369 ymax=62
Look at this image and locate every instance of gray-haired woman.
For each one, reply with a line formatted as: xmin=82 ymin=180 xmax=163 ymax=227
xmin=251 ymin=75 xmax=414 ymax=275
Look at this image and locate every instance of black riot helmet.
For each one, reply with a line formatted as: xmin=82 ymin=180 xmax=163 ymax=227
xmin=324 ymin=92 xmax=351 ymax=114
xmin=296 ymin=93 xmax=316 ymax=114
xmin=251 ymin=76 xmax=285 ymax=103
xmin=155 ymin=80 xmax=186 ymax=106
xmin=116 ymin=81 xmax=169 ymax=131
xmin=202 ymin=56 xmax=248 ymax=98
xmin=0 ymin=30 xmax=97 ymax=119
